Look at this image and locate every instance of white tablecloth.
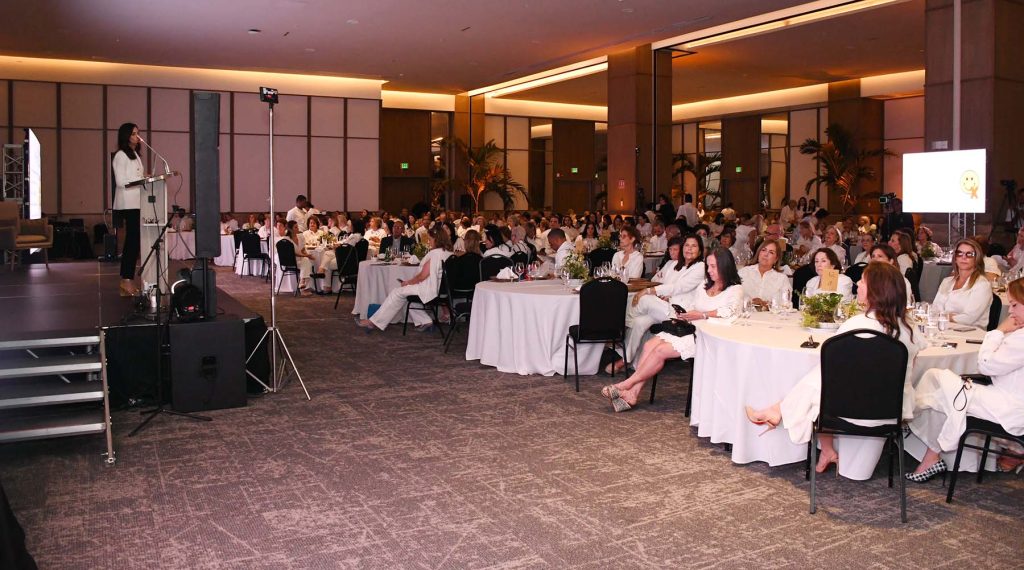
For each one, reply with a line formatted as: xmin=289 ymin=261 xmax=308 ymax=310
xmin=167 ymin=230 xmax=196 ymax=260
xmin=213 ymin=235 xmax=236 ymax=267
xmin=690 ymin=311 xmax=984 ymax=469
xmin=235 ymin=239 xmax=270 ymax=276
xmin=919 ymin=261 xmax=953 ymax=302
xmin=466 ymin=280 xmax=627 ymax=376
xmin=351 ymin=260 xmax=421 ymax=321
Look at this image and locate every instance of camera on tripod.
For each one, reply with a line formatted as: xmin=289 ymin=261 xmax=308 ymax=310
xmin=878 ymin=192 xmax=897 ymax=204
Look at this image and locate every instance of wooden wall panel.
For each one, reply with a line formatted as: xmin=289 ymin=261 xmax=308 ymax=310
xmin=0 ymin=80 xmax=8 ymax=127
xmin=150 ymin=131 xmax=191 ymax=211
xmin=380 ymin=108 xmax=430 ymax=177
xmin=13 ymin=81 xmax=56 ymax=128
xmin=272 ymin=136 xmax=308 ymax=208
xmin=234 ymin=93 xmax=269 ymax=135
xmin=552 ymin=119 xmax=595 ymax=182
xmin=219 ymin=134 xmax=231 ymax=212
xmin=232 ymin=134 xmax=269 ymax=213
xmin=720 ymin=115 xmax=761 ymax=215
xmin=60 ymin=84 xmax=102 ymax=129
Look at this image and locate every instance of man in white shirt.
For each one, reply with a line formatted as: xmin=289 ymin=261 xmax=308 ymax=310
xmin=540 ymin=216 xmax=562 ymax=255
xmin=549 ymin=229 xmax=573 ymax=270
xmin=648 ymin=222 xmax=667 ymax=252
xmin=286 ymin=195 xmax=309 ymax=232
xmin=779 ymin=199 xmax=798 ymax=229
xmin=676 ymin=194 xmax=699 ymax=228
xmin=793 ymin=221 xmax=822 ymax=264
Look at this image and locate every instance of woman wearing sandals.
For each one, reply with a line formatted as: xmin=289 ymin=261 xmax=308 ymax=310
xmin=905 ymin=277 xmax=1024 ymax=481
xmin=744 ymin=262 xmax=926 ymax=479
xmin=601 ymin=248 xmax=743 ymax=412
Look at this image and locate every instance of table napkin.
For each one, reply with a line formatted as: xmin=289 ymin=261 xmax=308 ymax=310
xmin=496 ymin=267 xmax=516 ymax=280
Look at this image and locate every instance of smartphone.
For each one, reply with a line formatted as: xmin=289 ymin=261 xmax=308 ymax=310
xmin=671 ymin=304 xmax=686 ymax=314
xmin=966 ymin=339 xmax=983 ymax=344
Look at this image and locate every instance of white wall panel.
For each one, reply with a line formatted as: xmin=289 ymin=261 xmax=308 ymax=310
xmin=150 ymin=132 xmax=191 ymax=212
xmin=13 ymin=81 xmax=56 ymax=128
xmin=506 ymin=117 xmax=529 ymax=150
xmin=272 ymin=95 xmax=308 ymax=136
xmin=272 ymin=136 xmax=308 ymax=208
xmin=234 ymin=93 xmax=269 ymax=135
xmin=106 ymin=86 xmax=147 ymax=131
xmin=220 ymin=134 xmax=232 ymax=212
xmin=506 ymin=150 xmax=530 ymax=210
xmin=32 ymin=128 xmax=58 ymax=214
xmin=233 ymin=134 xmax=270 ymax=213
xmin=60 ymin=84 xmax=102 ymax=129
xmin=310 ymin=137 xmax=344 ymax=211
xmin=150 ymin=88 xmax=189 ymax=132
xmin=347 ymin=99 xmax=379 ymax=139
xmin=311 ymin=97 xmax=345 ymax=137
xmin=485 ymin=115 xmax=505 ymax=147
xmin=346 ymin=138 xmax=378 ymax=210
xmin=60 ymin=130 xmax=104 ymax=214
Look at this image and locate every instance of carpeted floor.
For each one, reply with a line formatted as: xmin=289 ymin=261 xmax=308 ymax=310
xmin=1 ymin=264 xmax=1023 ymax=569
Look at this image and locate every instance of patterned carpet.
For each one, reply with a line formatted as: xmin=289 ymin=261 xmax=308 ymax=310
xmin=1 ymin=264 xmax=1023 ymax=569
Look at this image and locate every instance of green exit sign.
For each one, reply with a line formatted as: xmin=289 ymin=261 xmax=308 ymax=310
xmin=735 ymin=166 xmax=743 ymax=173
xmin=400 ymin=162 xmax=409 ymax=170
xmin=571 ymin=167 xmax=578 ymax=174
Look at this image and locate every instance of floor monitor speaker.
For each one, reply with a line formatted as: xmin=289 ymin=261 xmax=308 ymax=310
xmin=169 ymin=319 xmax=246 ymax=413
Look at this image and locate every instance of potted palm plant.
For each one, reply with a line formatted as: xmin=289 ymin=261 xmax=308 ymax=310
xmin=799 ymin=123 xmax=891 ymax=216
xmin=674 ymin=152 xmax=722 ymax=209
xmin=431 ymin=137 xmax=527 ymax=214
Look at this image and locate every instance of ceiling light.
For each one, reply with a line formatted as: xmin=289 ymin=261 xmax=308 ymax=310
xmin=622 ymin=7 xmax=634 ymax=13
xmin=304 ymin=48 xmax=316 ymax=53
xmin=474 ymin=61 xmax=608 ymax=98
xmin=346 ymin=19 xmax=359 ymax=25
xmin=247 ymin=28 xmax=262 ymax=34
xmin=679 ymin=0 xmax=906 ymax=49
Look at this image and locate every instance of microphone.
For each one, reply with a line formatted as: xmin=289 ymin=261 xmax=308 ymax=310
xmin=136 ymin=134 xmax=173 ymax=175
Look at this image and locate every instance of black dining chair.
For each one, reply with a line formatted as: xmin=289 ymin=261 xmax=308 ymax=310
xmin=587 ymin=247 xmax=616 ymax=269
xmin=331 ymin=245 xmax=359 ymax=309
xmin=647 ymin=357 xmax=695 ymax=416
xmin=274 ymin=239 xmax=302 ymax=297
xmin=791 ymin=263 xmax=817 ymax=307
xmin=845 ymin=262 xmax=868 ymax=295
xmin=904 ymin=266 xmax=922 ymax=305
xmin=945 ymin=404 xmax=1024 ymax=503
xmin=401 ymin=269 xmax=447 ymax=337
xmin=810 ymin=328 xmax=910 ymax=522
xmin=510 ymin=251 xmax=529 ymax=268
xmin=241 ymin=232 xmax=270 ymax=279
xmin=987 ymin=293 xmax=1002 ymax=331
xmin=564 ymin=277 xmax=628 ymax=392
xmin=480 ymin=254 xmax=513 ymax=281
xmin=441 ymin=254 xmax=481 ymax=352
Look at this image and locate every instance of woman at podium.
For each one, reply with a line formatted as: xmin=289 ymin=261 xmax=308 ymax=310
xmin=112 ymin=123 xmax=144 ymax=296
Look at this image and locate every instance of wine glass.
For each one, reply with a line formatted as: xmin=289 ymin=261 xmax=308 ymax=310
xmin=833 ymin=302 xmax=848 ymax=324
xmin=937 ymin=312 xmax=949 ymax=337
xmin=513 ymin=262 xmax=525 ymax=281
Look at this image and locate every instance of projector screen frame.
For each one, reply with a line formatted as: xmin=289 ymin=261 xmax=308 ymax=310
xmin=901 ymin=148 xmax=987 ymax=215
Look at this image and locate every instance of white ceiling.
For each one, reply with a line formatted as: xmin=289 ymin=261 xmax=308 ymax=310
xmin=0 ymin=0 xmax=810 ymax=94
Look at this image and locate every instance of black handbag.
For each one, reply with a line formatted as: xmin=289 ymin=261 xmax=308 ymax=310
xmin=649 ymin=319 xmax=696 ymax=338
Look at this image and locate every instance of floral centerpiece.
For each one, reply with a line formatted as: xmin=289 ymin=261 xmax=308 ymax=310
xmin=596 ymin=236 xmax=614 ymax=250
xmin=318 ymin=230 xmax=336 ymax=248
xmin=800 ymin=292 xmax=861 ymax=328
xmin=410 ymin=242 xmax=429 ymax=259
xmin=561 ymin=252 xmax=590 ymax=286
xmin=920 ymin=242 xmax=938 ymax=260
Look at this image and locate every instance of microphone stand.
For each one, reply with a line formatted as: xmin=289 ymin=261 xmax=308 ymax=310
xmin=138 ymin=136 xmax=172 ymax=176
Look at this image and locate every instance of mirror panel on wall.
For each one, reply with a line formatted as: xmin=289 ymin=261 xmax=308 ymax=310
xmin=761 ymin=113 xmax=788 ymax=211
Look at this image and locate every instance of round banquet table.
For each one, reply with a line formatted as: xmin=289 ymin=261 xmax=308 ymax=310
xmin=351 ymin=260 xmax=421 ymax=322
xmin=689 ymin=311 xmax=985 ymax=469
xmin=167 ymin=230 xmax=196 ymax=260
xmin=213 ymin=234 xmax=236 ymax=267
xmin=919 ymin=261 xmax=953 ymax=302
xmin=234 ymin=238 xmax=269 ymax=276
xmin=466 ymin=280 xmax=625 ymax=376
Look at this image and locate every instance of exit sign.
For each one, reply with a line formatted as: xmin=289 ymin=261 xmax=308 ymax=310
xmin=400 ymin=162 xmax=409 ymax=170
xmin=571 ymin=167 xmax=578 ymax=174
xmin=735 ymin=166 xmax=743 ymax=173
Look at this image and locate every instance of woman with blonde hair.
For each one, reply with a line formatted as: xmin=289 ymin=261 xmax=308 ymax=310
xmin=931 ymin=238 xmax=993 ymax=328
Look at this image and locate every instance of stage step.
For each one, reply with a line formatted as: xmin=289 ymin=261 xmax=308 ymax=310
xmin=0 ymin=407 xmax=107 ymax=443
xmin=0 ymin=376 xmax=106 ymax=409
xmin=0 ymin=354 xmax=102 ymax=379
xmin=0 ymin=334 xmax=101 ymax=351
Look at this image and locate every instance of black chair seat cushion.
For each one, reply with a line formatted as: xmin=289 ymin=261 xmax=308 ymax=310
xmin=569 ymin=324 xmax=622 ymax=342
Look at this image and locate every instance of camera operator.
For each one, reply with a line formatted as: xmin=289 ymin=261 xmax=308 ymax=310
xmin=880 ymin=194 xmax=914 ymax=242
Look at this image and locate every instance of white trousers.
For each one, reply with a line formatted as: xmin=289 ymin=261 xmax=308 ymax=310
xmin=369 ymin=285 xmax=434 ymax=330
xmin=622 ymin=295 xmax=674 ymax=363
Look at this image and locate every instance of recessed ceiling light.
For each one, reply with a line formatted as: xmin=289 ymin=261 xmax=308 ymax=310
xmin=346 ymin=19 xmax=359 ymax=25
xmin=247 ymin=28 xmax=262 ymax=34
xmin=304 ymin=48 xmax=316 ymax=53
xmin=622 ymin=7 xmax=634 ymax=13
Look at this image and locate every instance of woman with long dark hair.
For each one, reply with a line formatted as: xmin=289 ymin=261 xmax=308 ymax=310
xmin=745 ymin=262 xmax=926 ymax=479
xmin=601 ymin=248 xmax=743 ymax=411
xmin=112 ymin=123 xmax=145 ymax=296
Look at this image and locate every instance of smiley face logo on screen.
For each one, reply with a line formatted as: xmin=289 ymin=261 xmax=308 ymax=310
xmin=960 ymin=170 xmax=980 ymax=199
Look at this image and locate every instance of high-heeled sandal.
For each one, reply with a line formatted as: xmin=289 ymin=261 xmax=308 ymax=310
xmin=744 ymin=405 xmax=780 ymax=436
xmin=119 ymin=281 xmax=138 ymax=297
xmin=601 ymin=385 xmax=621 ymax=400
xmin=611 ymin=397 xmax=632 ymax=413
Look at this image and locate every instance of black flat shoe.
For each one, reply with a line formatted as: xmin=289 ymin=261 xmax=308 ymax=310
xmin=906 ymin=459 xmax=947 ymax=483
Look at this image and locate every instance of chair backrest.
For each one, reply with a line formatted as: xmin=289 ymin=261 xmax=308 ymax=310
xmin=355 ymin=239 xmax=369 ymax=261
xmin=480 ymin=254 xmax=512 ymax=280
xmin=988 ymin=293 xmax=1002 ymax=331
xmin=274 ymin=238 xmax=298 ymax=269
xmin=336 ymin=244 xmax=358 ymax=276
xmin=447 ymin=253 xmax=482 ymax=294
xmin=819 ymin=328 xmax=908 ymax=423
xmin=845 ymin=262 xmax=867 ymax=294
xmin=577 ymin=277 xmax=628 ymax=340
xmin=792 ymin=263 xmax=817 ymax=307
xmin=510 ymin=251 xmax=529 ymax=267
xmin=233 ymin=230 xmax=245 ymax=251
xmin=904 ymin=267 xmax=922 ymax=304
xmin=587 ymin=247 xmax=615 ymax=268
xmin=241 ymin=232 xmax=263 ymax=255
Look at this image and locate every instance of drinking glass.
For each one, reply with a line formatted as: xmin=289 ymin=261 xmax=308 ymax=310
xmin=513 ymin=262 xmax=525 ymax=281
xmin=937 ymin=312 xmax=949 ymax=335
xmin=833 ymin=302 xmax=848 ymax=324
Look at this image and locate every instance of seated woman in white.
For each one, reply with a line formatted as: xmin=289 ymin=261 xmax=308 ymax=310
xmin=869 ymin=244 xmax=914 ymax=305
xmin=915 ymin=225 xmax=943 ymax=258
xmin=822 ymin=225 xmax=847 ymax=267
xmin=906 ymin=277 xmax=1024 ymax=482
xmin=363 ymin=217 xmax=388 ymax=255
xmin=301 ymin=216 xmax=324 ymax=249
xmin=745 ymin=263 xmax=927 ymax=479
xmin=738 ymin=238 xmax=789 ymax=309
xmin=319 ymin=220 xmax=364 ymax=291
xmin=574 ymin=222 xmax=600 ymax=253
xmin=889 ymin=229 xmax=918 ymax=277
xmin=281 ymin=221 xmax=315 ymax=292
xmin=611 ymin=226 xmax=645 ymax=280
xmin=932 ymin=238 xmax=994 ymax=328
xmin=606 ymin=235 xmax=706 ymax=374
xmin=355 ymin=226 xmax=453 ymax=332
xmin=600 ymin=248 xmax=743 ymax=412
xmin=803 ymin=248 xmax=854 ymax=301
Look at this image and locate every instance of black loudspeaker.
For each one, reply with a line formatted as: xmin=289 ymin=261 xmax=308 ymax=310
xmin=169 ymin=320 xmax=246 ymax=413
xmin=105 ymin=323 xmax=161 ymax=406
xmin=191 ymin=91 xmax=221 ymax=258
xmin=188 ymin=264 xmax=218 ymax=318
xmin=103 ymin=234 xmax=117 ymax=260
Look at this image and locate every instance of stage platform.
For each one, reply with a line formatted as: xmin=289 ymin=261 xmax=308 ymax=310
xmin=0 ymin=260 xmax=260 ymax=341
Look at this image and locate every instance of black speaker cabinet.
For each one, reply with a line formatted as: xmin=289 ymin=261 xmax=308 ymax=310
xmin=190 ymin=91 xmax=221 ymax=258
xmin=169 ymin=320 xmax=246 ymax=413
xmin=187 ymin=265 xmax=218 ymax=319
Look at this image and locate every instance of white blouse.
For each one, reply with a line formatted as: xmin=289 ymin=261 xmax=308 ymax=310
xmin=691 ymin=284 xmax=744 ymax=318
xmin=364 ymin=228 xmax=387 ymax=244
xmin=978 ymin=328 xmax=1024 ymax=400
xmin=654 ymin=261 xmax=706 ymax=309
xmin=896 ymin=253 xmax=914 ymax=276
xmin=112 ymin=150 xmax=145 ymax=210
xmin=738 ymin=264 xmax=789 ymax=302
xmin=932 ymin=275 xmax=993 ymax=328
xmin=804 ymin=274 xmax=854 ymax=301
xmin=612 ymin=249 xmax=644 ymax=280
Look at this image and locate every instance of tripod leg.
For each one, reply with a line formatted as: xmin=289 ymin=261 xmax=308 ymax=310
xmin=274 ymin=329 xmax=311 ymax=400
xmin=128 ymin=408 xmax=161 ymax=437
xmin=162 ymin=409 xmax=213 ymax=422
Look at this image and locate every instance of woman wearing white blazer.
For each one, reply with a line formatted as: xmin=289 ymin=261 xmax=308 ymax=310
xmin=738 ymin=238 xmax=789 ymax=308
xmin=931 ymin=239 xmax=994 ymax=329
xmin=803 ymin=248 xmax=854 ymax=301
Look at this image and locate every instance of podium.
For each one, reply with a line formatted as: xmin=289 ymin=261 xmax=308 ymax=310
xmin=127 ymin=172 xmax=177 ymax=294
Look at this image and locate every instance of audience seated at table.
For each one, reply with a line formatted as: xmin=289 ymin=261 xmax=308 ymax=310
xmin=575 ymin=222 xmax=600 ymax=253
xmin=803 ymin=248 xmax=854 ymax=300
xmin=606 ymin=235 xmax=706 ymax=375
xmin=738 ymin=238 xmax=790 ymax=309
xmin=1008 ymin=227 xmax=1024 ymax=275
xmin=869 ymin=244 xmax=914 ymax=305
xmin=458 ymin=229 xmax=482 ymax=257
xmin=931 ymin=239 xmax=994 ymax=328
xmin=853 ymin=232 xmax=875 ymax=265
xmin=380 ymin=219 xmax=414 ymax=255
xmin=612 ymin=226 xmax=644 ymax=279
xmin=745 ymin=262 xmax=927 ymax=479
xmin=242 ymin=213 xmax=262 ymax=231
xmin=822 ymin=226 xmax=847 ymax=267
xmin=906 ymin=277 xmax=1024 ymax=481
xmin=888 ymin=229 xmax=918 ymax=276
xmin=647 ymin=222 xmax=668 ymax=252
xmin=915 ymin=225 xmax=943 ymax=258
xmin=548 ymin=229 xmax=573 ymax=270
xmin=220 ymin=213 xmax=239 ymax=234
xmin=601 ymin=248 xmax=743 ymax=412
xmin=793 ymin=221 xmax=822 ymax=264
xmin=302 ymin=216 xmax=324 ymax=248
xmin=482 ymin=226 xmax=513 ymax=257
xmin=355 ymin=226 xmax=453 ymax=332
xmin=280 ymin=220 xmax=315 ymax=292
xmin=364 ymin=217 xmax=387 ymax=253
